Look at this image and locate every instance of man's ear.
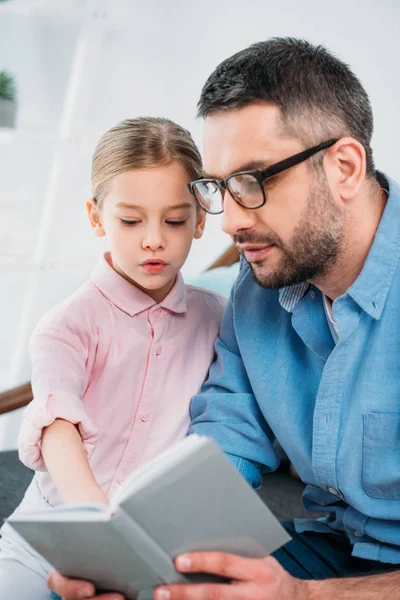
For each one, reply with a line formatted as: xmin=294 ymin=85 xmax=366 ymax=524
xmin=325 ymin=137 xmax=365 ymax=202
xmin=86 ymin=198 xmax=105 ymax=237
xmin=194 ymin=209 xmax=206 ymax=240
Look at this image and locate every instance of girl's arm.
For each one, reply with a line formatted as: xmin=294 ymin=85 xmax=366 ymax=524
xmin=18 ymin=312 xmax=104 ymax=505
xmin=41 ymin=418 xmax=108 ymax=504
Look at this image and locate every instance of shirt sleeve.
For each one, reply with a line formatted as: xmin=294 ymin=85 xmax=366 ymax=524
xmin=188 ymin=281 xmax=280 ymax=489
xmin=18 ymin=320 xmax=99 ymax=471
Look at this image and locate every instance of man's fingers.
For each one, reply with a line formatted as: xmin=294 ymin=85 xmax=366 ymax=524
xmin=174 ymin=552 xmax=268 ymax=581
xmin=46 ymin=570 xmax=124 ymax=600
xmin=47 ymin=570 xmax=95 ymax=599
xmin=154 ymin=582 xmax=258 ymax=600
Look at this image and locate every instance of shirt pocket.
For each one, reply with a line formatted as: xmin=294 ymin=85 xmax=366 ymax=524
xmin=362 ymin=412 xmax=400 ymax=499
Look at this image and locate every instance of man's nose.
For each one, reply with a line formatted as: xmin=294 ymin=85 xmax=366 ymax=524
xmin=221 ymin=191 xmax=257 ymax=236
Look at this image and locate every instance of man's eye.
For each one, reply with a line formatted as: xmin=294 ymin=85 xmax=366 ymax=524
xmin=263 ymin=175 xmax=278 ymax=188
xmin=166 ymin=220 xmax=186 ymax=226
xmin=121 ymin=219 xmax=140 ymax=226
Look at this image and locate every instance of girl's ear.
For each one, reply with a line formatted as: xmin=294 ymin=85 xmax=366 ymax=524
xmin=86 ymin=198 xmax=105 ymax=237
xmin=193 ymin=209 xmax=206 ymax=240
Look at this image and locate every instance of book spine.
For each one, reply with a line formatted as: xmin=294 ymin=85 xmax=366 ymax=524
xmin=112 ymin=509 xmax=188 ymax=586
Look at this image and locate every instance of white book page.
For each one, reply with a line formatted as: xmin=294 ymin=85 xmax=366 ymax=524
xmin=110 ymin=435 xmax=207 ymax=511
xmin=10 ymin=505 xmax=109 ymax=523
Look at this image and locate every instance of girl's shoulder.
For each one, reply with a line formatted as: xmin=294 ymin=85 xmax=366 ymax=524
xmin=184 ymin=284 xmax=227 ymax=313
xmin=33 ymin=279 xmax=110 ymax=337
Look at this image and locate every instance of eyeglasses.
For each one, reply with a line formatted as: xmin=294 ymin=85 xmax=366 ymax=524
xmin=188 ymin=139 xmax=338 ymax=215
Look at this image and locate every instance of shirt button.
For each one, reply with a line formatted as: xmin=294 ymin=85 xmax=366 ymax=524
xmin=155 ymin=309 xmax=162 ymax=318
xmin=118 ymin=474 xmax=126 ymax=484
xmin=309 ymin=290 xmax=315 ymax=299
xmin=141 ymin=413 xmax=150 ymax=422
xmin=155 ymin=346 xmax=162 ymax=355
xmin=354 ymin=530 xmax=363 ymax=538
xmin=328 ymin=487 xmax=339 ymax=495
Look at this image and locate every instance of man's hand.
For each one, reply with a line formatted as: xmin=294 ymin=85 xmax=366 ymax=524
xmin=46 ymin=570 xmax=125 ymax=600
xmin=154 ymin=552 xmax=309 ymax=600
xmin=47 ymin=554 xmax=308 ymax=600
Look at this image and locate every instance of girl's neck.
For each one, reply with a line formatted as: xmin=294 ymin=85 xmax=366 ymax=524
xmin=107 ymin=254 xmax=177 ymax=304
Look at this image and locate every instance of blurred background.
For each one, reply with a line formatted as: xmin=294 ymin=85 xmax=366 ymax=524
xmin=0 ymin=0 xmax=399 ymax=450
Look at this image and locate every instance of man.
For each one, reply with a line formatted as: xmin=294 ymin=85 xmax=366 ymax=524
xmin=49 ymin=38 xmax=400 ymax=599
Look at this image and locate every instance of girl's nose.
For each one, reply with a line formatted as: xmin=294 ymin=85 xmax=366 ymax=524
xmin=142 ymin=226 xmax=165 ymax=251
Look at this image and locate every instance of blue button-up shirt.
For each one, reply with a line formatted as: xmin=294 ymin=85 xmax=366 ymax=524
xmin=189 ymin=174 xmax=400 ymax=564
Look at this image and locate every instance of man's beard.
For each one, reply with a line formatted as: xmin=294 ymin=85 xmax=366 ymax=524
xmin=234 ymin=175 xmax=345 ymax=290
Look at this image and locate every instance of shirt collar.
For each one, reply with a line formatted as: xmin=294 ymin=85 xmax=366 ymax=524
xmin=278 ymin=173 xmax=400 ymax=318
xmin=91 ymin=252 xmax=187 ymax=317
xmin=347 ymin=173 xmax=400 ymax=319
xmin=279 ymin=283 xmax=309 ymax=312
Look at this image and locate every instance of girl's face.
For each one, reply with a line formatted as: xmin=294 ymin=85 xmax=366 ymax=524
xmin=87 ymin=161 xmax=205 ymax=303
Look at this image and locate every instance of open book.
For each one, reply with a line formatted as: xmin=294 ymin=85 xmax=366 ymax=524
xmin=9 ymin=435 xmax=290 ymax=600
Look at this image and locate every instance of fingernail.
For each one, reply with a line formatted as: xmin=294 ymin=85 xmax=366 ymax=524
xmin=78 ymin=587 xmax=92 ymax=599
xmin=156 ymin=589 xmax=171 ymax=600
xmin=177 ymin=555 xmax=192 ymax=570
xmin=51 ymin=571 xmax=62 ymax=584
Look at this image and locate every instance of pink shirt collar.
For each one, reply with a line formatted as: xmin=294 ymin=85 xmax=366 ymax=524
xmin=91 ymin=252 xmax=187 ymax=317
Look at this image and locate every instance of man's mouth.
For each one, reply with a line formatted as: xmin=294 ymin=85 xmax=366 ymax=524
xmin=238 ymin=244 xmax=276 ymax=263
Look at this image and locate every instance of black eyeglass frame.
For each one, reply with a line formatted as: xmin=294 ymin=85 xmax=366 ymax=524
xmin=188 ymin=139 xmax=338 ymax=214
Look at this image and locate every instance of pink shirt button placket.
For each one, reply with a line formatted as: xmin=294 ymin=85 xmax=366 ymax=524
xmin=19 ymin=254 xmax=226 ymax=507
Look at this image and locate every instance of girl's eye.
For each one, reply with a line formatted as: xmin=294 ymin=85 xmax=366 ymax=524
xmin=166 ymin=220 xmax=186 ymax=227
xmin=121 ymin=219 xmax=140 ymax=226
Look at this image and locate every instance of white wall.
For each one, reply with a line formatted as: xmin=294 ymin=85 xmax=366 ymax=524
xmin=0 ymin=0 xmax=399 ymax=448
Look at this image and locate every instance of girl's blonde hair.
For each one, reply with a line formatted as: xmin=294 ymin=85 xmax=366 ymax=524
xmin=92 ymin=117 xmax=203 ymax=207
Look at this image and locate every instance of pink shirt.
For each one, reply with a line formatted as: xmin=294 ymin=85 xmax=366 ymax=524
xmin=18 ymin=253 xmax=226 ymax=506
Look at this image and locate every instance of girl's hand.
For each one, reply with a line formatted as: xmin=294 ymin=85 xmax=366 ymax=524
xmin=64 ymin=484 xmax=109 ymax=505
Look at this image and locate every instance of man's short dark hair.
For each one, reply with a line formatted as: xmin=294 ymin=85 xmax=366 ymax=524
xmin=198 ymin=37 xmax=375 ymax=175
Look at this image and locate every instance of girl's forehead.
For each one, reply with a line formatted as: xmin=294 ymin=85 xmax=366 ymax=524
xmin=113 ymin=163 xmax=191 ymax=190
xmin=112 ymin=198 xmax=195 ymax=213
xmin=104 ymin=165 xmax=195 ymax=211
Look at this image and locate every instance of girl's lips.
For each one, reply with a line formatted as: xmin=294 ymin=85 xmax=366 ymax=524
xmin=243 ymin=245 xmax=275 ymax=262
xmin=140 ymin=260 xmax=169 ymax=274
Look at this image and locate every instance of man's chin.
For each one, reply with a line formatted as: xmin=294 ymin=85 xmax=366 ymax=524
xmin=250 ymin=264 xmax=279 ymax=289
xmin=249 ymin=264 xmax=301 ymax=290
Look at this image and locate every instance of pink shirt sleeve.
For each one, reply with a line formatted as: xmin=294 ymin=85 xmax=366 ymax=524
xmin=18 ymin=318 xmax=99 ymax=471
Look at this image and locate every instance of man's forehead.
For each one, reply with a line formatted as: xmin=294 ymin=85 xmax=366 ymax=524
xmin=202 ymin=103 xmax=290 ymax=177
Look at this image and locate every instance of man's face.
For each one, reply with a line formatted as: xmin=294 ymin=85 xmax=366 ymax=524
xmin=202 ymin=103 xmax=344 ymax=289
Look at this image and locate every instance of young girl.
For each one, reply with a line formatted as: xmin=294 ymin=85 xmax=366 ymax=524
xmin=0 ymin=117 xmax=226 ymax=599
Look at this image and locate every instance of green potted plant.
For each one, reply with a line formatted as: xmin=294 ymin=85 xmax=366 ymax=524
xmin=0 ymin=71 xmax=17 ymax=128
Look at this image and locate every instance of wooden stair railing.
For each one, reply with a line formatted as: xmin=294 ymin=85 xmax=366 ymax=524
xmin=206 ymin=243 xmax=240 ymax=271
xmin=0 ymin=382 xmax=33 ymax=416
xmin=0 ymin=245 xmax=240 ymax=416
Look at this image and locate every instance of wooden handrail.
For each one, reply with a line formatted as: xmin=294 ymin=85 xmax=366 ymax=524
xmin=0 ymin=382 xmax=33 ymax=415
xmin=207 ymin=243 xmax=240 ymax=270
xmin=0 ymin=245 xmax=240 ymax=415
